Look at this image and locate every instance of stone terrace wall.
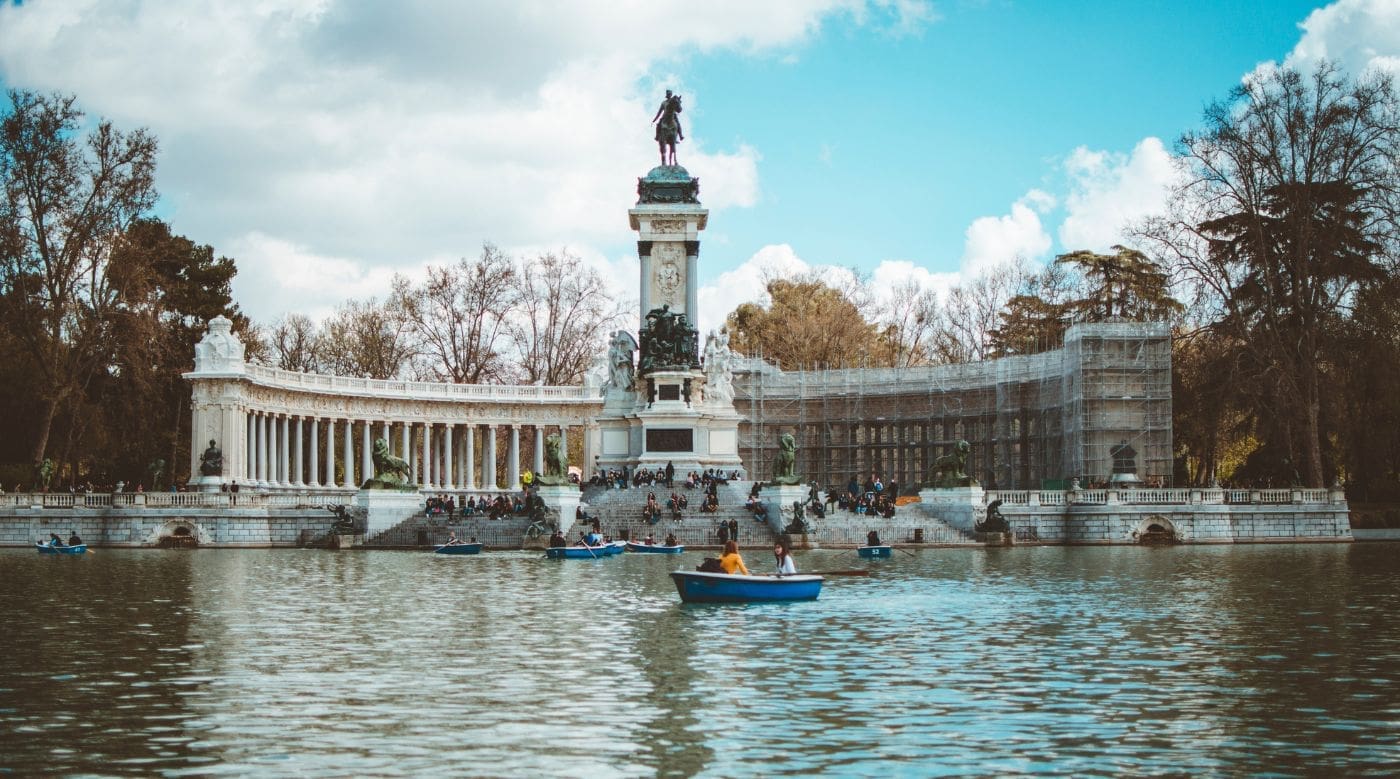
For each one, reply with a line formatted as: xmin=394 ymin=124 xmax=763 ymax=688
xmin=0 ymin=507 xmax=337 ymax=548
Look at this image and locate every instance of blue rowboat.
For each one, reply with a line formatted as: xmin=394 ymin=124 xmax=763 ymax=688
xmin=546 ymin=546 xmax=611 ymax=560
xmin=434 ymin=543 xmax=483 ymax=555
xmin=857 ymin=545 xmax=892 ymax=559
xmin=670 ymin=571 xmax=824 ymax=603
xmin=606 ymin=541 xmax=628 ymax=555
xmin=36 ymin=542 xmax=87 ymax=555
xmin=625 ymin=542 xmax=685 ymax=554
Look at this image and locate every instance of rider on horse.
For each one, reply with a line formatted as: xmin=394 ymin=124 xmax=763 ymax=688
xmin=652 ymin=90 xmax=684 ymax=166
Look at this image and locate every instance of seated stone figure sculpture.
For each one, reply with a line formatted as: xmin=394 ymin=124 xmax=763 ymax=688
xmin=362 ymin=438 xmax=412 ymax=490
xmin=928 ymin=440 xmax=977 ymax=489
xmin=199 ymin=440 xmax=223 ymax=476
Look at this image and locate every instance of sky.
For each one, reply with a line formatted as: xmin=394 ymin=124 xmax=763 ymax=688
xmin=2 ymin=0 xmax=1399 ymax=336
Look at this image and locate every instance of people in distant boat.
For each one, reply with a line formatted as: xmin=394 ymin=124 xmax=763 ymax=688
xmin=445 ymin=531 xmax=460 ymax=545
xmin=583 ymin=529 xmax=603 ymax=546
xmin=774 ymin=539 xmax=797 ymax=575
xmin=664 ymin=532 xmax=677 ymax=547
xmin=867 ymin=530 xmax=882 ymax=547
xmin=643 ymin=534 xmax=656 ymax=545
xmin=718 ymin=540 xmax=749 ymax=575
xmin=67 ymin=531 xmax=82 ymax=546
xmin=548 ymin=530 xmax=567 ymax=548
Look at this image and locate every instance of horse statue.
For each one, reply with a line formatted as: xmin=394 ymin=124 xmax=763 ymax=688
xmin=652 ymin=90 xmax=683 ymax=166
xmin=536 ymin=433 xmax=569 ymax=486
xmin=771 ymin=432 xmax=802 ymax=485
xmin=362 ymin=438 xmax=412 ymax=490
xmin=929 ymin=440 xmax=976 ymax=489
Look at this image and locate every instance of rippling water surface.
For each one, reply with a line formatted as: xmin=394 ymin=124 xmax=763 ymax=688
xmin=2 ymin=543 xmax=1398 ymax=777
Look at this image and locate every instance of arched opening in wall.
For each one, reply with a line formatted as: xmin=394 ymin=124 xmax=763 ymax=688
xmin=158 ymin=523 xmax=199 ymax=549
xmin=1134 ymin=516 xmax=1178 ymax=545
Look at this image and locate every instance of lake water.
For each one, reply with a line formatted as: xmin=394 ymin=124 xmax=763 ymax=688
xmin=2 ymin=543 xmax=1398 ymax=777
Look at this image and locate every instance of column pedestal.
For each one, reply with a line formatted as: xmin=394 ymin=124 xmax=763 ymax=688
xmin=537 ymin=484 xmax=582 ymax=538
xmin=918 ymin=486 xmax=986 ymax=533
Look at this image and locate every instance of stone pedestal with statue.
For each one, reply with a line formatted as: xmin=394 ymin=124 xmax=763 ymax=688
xmin=593 ymin=160 xmax=744 ymax=477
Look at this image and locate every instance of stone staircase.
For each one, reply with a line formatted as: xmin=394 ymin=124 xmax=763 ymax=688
xmin=352 ymin=482 xmax=979 ymax=550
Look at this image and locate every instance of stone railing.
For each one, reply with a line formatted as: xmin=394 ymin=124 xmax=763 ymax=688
xmin=0 ymin=491 xmax=356 ymax=509
xmin=985 ymin=487 xmax=1345 ymax=507
xmin=243 ymin=364 xmax=604 ymax=404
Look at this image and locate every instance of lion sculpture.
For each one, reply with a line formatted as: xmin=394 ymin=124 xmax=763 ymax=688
xmin=929 ymin=440 xmax=976 ymax=489
xmin=771 ymin=432 xmax=802 ymax=485
xmin=362 ymin=438 xmax=412 ymax=490
xmin=536 ymin=432 xmax=569 ymax=486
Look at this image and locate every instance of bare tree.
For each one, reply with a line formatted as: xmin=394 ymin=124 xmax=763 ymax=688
xmin=320 ymin=295 xmax=416 ymax=380
xmin=397 ymin=244 xmax=516 ymax=383
xmin=268 ymin=312 xmax=323 ymax=372
xmin=510 ymin=250 xmax=627 ymax=385
xmin=876 ymin=277 xmax=940 ymax=367
xmin=927 ymin=260 xmax=1029 ymax=364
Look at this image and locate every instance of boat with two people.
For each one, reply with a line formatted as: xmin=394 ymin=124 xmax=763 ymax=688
xmin=857 ymin=529 xmax=892 ymax=558
xmin=434 ymin=532 xmax=483 ymax=555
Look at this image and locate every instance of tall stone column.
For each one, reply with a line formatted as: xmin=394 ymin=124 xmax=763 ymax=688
xmin=325 ymin=418 xmax=336 ymax=487
xmin=508 ymin=425 xmax=521 ymax=491
xmin=485 ymin=425 xmax=497 ymax=489
xmin=444 ymin=425 xmax=455 ymax=490
xmin=343 ymin=419 xmax=355 ymax=488
xmin=560 ymin=426 xmax=569 ymax=470
xmin=401 ymin=422 xmax=411 ymax=465
xmin=381 ymin=421 xmax=389 ymax=449
xmin=422 ymin=422 xmax=433 ymax=489
xmin=279 ymin=415 xmax=290 ymax=486
xmin=292 ymin=417 xmax=302 ymax=486
xmin=534 ymin=426 xmax=545 ymax=475
xmin=464 ymin=425 xmax=476 ymax=490
xmin=257 ymin=413 xmax=269 ymax=487
xmin=361 ymin=422 xmax=372 ymax=486
xmin=309 ymin=418 xmax=320 ymax=488
xmin=246 ymin=414 xmax=256 ymax=482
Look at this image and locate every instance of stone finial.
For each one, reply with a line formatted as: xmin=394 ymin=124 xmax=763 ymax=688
xmin=193 ymin=315 xmax=246 ymax=374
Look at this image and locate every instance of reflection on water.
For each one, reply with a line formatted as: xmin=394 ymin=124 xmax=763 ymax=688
xmin=2 ymin=544 xmax=1398 ymax=776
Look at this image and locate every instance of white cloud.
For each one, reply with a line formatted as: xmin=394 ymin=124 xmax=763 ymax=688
xmin=959 ymin=190 xmax=1054 ymax=276
xmin=1057 ymin=137 xmax=1177 ymax=252
xmin=0 ymin=0 xmax=937 ymax=323
xmin=1277 ymin=0 xmax=1400 ymax=77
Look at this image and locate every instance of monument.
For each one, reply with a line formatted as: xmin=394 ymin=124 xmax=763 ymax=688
xmin=534 ymin=432 xmax=581 ymax=538
xmin=919 ymin=439 xmax=987 ymax=534
xmin=593 ymin=92 xmax=744 ymax=478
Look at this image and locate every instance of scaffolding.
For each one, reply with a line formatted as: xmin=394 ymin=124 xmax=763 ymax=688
xmin=733 ymin=321 xmax=1172 ymax=491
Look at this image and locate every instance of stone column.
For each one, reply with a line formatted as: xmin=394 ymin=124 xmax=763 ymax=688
xmin=355 ymin=417 xmax=366 ymax=484
xmin=444 ymin=424 xmax=455 ymax=490
xmin=484 ymin=425 xmax=497 ymax=489
xmin=560 ymin=425 xmax=569 ymax=469
xmin=381 ymin=421 xmax=390 ymax=449
xmin=508 ymin=425 xmax=521 ymax=491
xmin=464 ymin=425 xmax=476 ymax=490
xmin=422 ymin=422 xmax=432 ymax=489
xmin=325 ymin=418 xmax=336 ymax=487
xmin=534 ymin=426 xmax=545 ymax=476
xmin=279 ymin=415 xmax=290 ymax=486
xmin=685 ymin=242 xmax=699 ymax=323
xmin=400 ymin=422 xmax=411 ymax=466
xmin=309 ymin=418 xmax=320 ymax=488
xmin=343 ymin=419 xmax=355 ymax=488
xmin=294 ymin=417 xmax=304 ymax=486
xmin=246 ymin=413 xmax=256 ymax=482
xmin=257 ymin=412 xmax=269 ymax=487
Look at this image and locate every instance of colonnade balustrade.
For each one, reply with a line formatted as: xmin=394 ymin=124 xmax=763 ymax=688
xmin=236 ymin=412 xmax=576 ymax=493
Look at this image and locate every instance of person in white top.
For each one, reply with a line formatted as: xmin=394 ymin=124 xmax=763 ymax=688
xmin=774 ymin=538 xmax=797 ymax=575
